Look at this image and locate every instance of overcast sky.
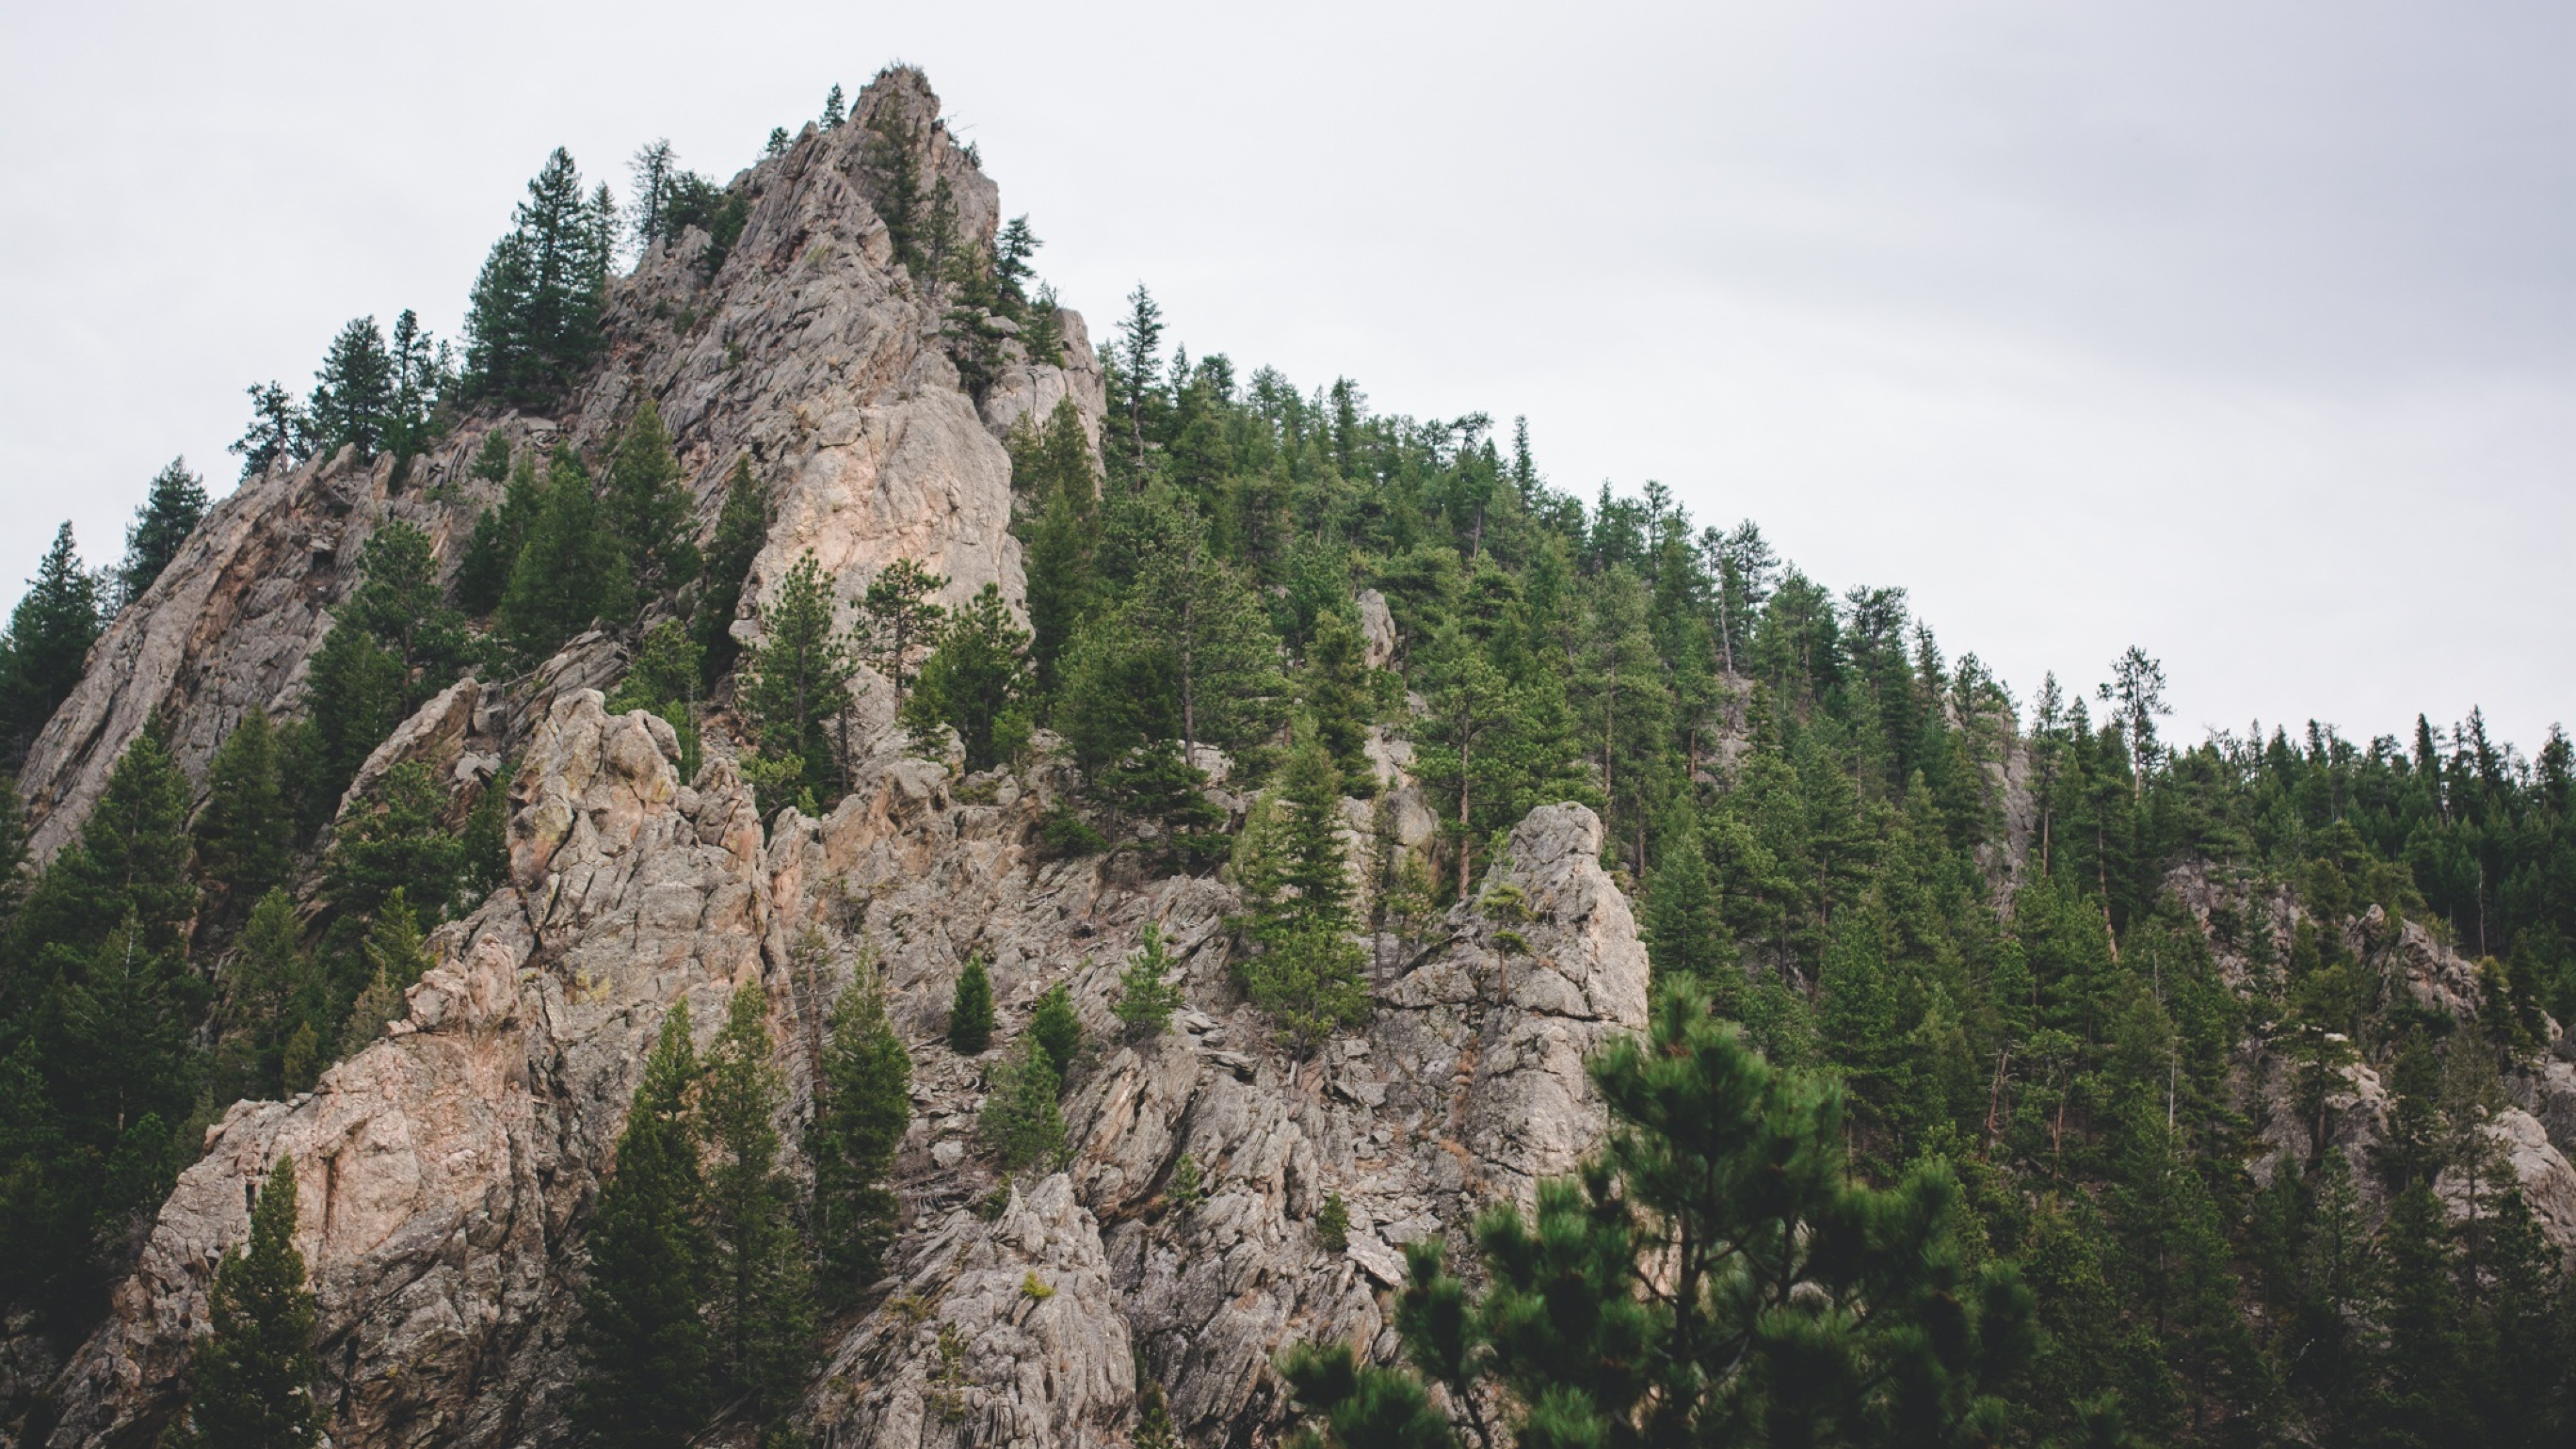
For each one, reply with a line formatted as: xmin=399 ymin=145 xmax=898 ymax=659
xmin=3 ymin=1 xmax=2569 ymax=752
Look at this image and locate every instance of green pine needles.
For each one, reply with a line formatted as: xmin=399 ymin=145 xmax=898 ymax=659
xmin=1232 ymin=739 xmax=1370 ymax=1053
xmin=809 ymin=957 xmax=912 ymax=1298
xmin=574 ymin=987 xmax=817 ymax=1448
xmin=700 ymin=985 xmax=816 ymax=1424
xmin=1282 ymin=985 xmax=2033 ymax=1449
xmin=1112 ymin=924 xmax=1185 ymax=1038
xmin=576 ymin=1004 xmax=712 ymax=1449
xmin=170 ymin=1158 xmax=321 ymax=1449
xmin=977 ymin=1035 xmax=1068 ymax=1175
xmin=1029 ymin=981 xmax=1083 ymax=1083
xmin=947 ymin=955 xmax=994 ymax=1055
xmin=902 ymin=581 xmax=1031 ymax=772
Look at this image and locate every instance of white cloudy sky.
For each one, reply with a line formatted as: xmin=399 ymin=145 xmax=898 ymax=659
xmin=3 ymin=1 xmax=2569 ymax=750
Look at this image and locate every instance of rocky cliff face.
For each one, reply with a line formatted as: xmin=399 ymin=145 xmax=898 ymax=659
xmin=2163 ymin=861 xmax=2576 ymax=1252
xmin=15 ymin=65 xmax=1099 ymax=862
xmin=41 ymin=684 xmax=1646 ymax=1448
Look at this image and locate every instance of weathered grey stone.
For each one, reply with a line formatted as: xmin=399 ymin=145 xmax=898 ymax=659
xmin=809 ymin=1177 xmax=1132 ymax=1449
xmin=337 ymin=676 xmax=478 ymax=818
xmin=1354 ymin=589 xmax=1396 ymax=671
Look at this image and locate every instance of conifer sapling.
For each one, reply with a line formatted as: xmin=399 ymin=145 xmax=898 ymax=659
xmin=948 ymin=954 xmax=995 ymax=1055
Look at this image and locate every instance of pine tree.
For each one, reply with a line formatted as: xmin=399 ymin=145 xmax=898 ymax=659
xmin=1132 ymin=1376 xmax=1179 ymax=1449
xmin=1016 ymin=401 xmax=1099 ymax=693
xmin=1316 ymin=1192 xmax=1350 ymax=1252
xmin=340 ymin=521 xmax=468 ymax=702
xmin=1303 ymin=609 xmax=1375 ymax=794
xmin=629 ymin=140 xmax=679 ymax=246
xmin=692 ymin=458 xmax=771 ymax=688
xmin=288 ymin=625 xmax=403 ymax=832
xmin=1642 ymin=798 xmax=1727 ymax=987
xmin=2372 ymin=1181 xmax=2467 ymax=1441
xmin=1126 ymin=488 xmax=1283 ymax=763
xmin=858 ymin=101 xmax=920 ymax=262
xmin=338 ymin=890 xmax=432 ymax=1058
xmin=820 ymin=84 xmax=846 ymax=129
xmin=118 ymin=457 xmax=209 ymax=607
xmin=1413 ymin=621 xmax=1519 ymax=898
xmin=455 ymin=441 xmax=537 ymax=615
xmin=221 ymin=890 xmax=314 ymax=1099
xmin=384 ymin=309 xmax=449 ymax=461
xmin=307 ymin=317 xmax=396 ymax=461
xmin=735 ymin=551 xmax=857 ymax=808
xmin=700 ymin=985 xmax=814 ymax=1421
xmin=902 ymin=582 xmax=1028 ymax=771
xmin=1242 ymin=738 xmax=1356 ymax=946
xmin=2097 ymin=647 xmax=2170 ymax=804
xmin=854 ymin=557 xmax=947 ymax=710
xmin=604 ymin=400 xmax=701 ymax=600
xmin=976 ymin=1034 xmax=1067 ymax=1174
xmin=13 ymin=716 xmax=197 ymax=969
xmin=1029 ymin=982 xmax=1082 ymax=1083
xmin=810 ymin=959 xmax=911 ymax=1296
xmin=168 ymin=1157 xmax=320 ymax=1449
xmin=610 ymin=621 xmax=705 ymax=717
xmin=1283 ymin=985 xmax=2032 ymax=1449
xmin=228 ymin=381 xmax=311 ymax=481
xmin=195 ymin=710 xmax=291 ymax=915
xmin=458 ymin=762 xmax=511 ymax=904
xmin=1230 ymin=739 xmax=1370 ymax=1051
xmin=0 ymin=775 xmax=30 ymax=931
xmin=46 ymin=920 xmax=197 ymax=1226
xmin=1112 ymin=924 xmax=1185 ymax=1038
xmin=1112 ymin=286 xmax=1164 ymax=469
xmin=948 ymin=955 xmax=996 ymax=1055
xmin=0 ymin=522 xmax=101 ymax=758
xmin=575 ymin=1002 xmax=710 ymax=1449
xmin=464 ymin=149 xmax=612 ymax=407
xmin=327 ymin=761 xmax=465 ymax=920
xmin=608 ymin=621 xmax=706 ymax=777
xmin=496 ymin=447 xmax=632 ymax=666
xmin=1236 ymin=926 xmax=1370 ymax=1057
xmin=280 ymin=517 xmax=465 ymax=833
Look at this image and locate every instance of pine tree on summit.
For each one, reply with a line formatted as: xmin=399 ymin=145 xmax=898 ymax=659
xmin=307 ymin=317 xmax=396 ymax=462
xmin=464 ymin=148 xmax=614 ymax=407
xmin=117 ymin=457 xmax=209 ymax=608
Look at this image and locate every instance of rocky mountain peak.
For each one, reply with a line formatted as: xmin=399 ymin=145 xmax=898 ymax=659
xmin=14 ymin=64 xmax=1098 ymax=861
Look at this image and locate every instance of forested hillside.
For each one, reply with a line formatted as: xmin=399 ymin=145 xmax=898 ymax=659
xmin=1005 ymin=292 xmax=2576 ymax=1445
xmin=0 ymin=65 xmax=2569 ymax=1449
